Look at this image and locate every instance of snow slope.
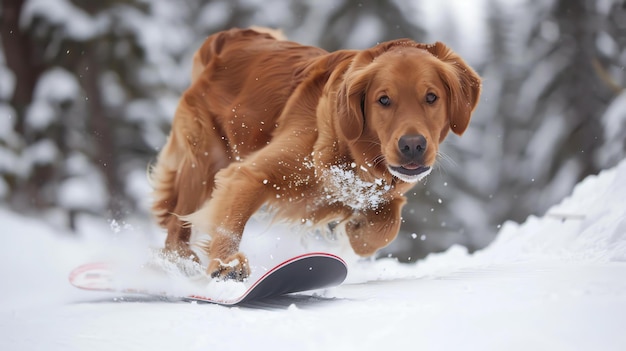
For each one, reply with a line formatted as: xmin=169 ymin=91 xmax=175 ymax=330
xmin=2 ymin=159 xmax=626 ymax=350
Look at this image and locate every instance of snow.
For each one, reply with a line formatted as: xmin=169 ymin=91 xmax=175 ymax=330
xmin=58 ymin=176 xmax=107 ymax=211
xmin=20 ymin=0 xmax=107 ymax=41
xmin=0 ymin=64 xmax=15 ymax=100
xmin=99 ymin=72 xmax=127 ymax=108
xmin=196 ymin=2 xmax=231 ymax=32
xmin=345 ymin=15 xmax=385 ymax=49
xmin=596 ymin=31 xmax=618 ymax=57
xmin=24 ymin=100 xmax=55 ymax=131
xmin=1 ymin=157 xmax=626 ymax=349
xmin=598 ymin=90 xmax=626 ymax=167
xmin=414 ymin=0 xmax=489 ymax=64
xmin=0 ymin=104 xmax=18 ymax=144
xmin=124 ymin=169 xmax=154 ymax=213
xmin=33 ymin=67 xmax=81 ymax=103
xmin=242 ymin=0 xmax=293 ymax=28
xmin=28 ymin=68 xmax=81 ymax=132
xmin=288 ymin=0 xmax=338 ymax=46
xmin=57 ymin=153 xmax=109 ymax=212
xmin=321 ymin=165 xmax=391 ymax=211
xmin=115 ymin=1 xmax=194 ymax=91
xmin=23 ymin=139 xmax=59 ymax=166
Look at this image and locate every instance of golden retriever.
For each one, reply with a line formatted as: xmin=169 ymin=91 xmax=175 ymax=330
xmin=150 ymin=27 xmax=481 ymax=280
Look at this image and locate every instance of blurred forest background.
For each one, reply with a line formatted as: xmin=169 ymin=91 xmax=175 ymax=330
xmin=1 ymin=0 xmax=625 ymax=261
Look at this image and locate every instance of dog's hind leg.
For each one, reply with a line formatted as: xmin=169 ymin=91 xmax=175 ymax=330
xmin=151 ymin=102 xmax=229 ymax=262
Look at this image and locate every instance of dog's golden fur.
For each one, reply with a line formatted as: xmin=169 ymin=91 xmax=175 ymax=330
xmin=151 ymin=27 xmax=481 ymax=280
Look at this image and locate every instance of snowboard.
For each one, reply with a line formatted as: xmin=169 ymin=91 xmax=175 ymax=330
xmin=69 ymin=252 xmax=348 ymax=305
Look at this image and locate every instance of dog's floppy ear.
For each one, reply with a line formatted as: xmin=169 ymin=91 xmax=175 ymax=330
xmin=192 ymin=31 xmax=230 ymax=83
xmin=419 ymin=42 xmax=481 ymax=135
xmin=336 ymin=62 xmax=372 ymax=142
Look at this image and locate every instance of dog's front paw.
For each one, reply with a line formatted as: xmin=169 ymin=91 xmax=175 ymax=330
xmin=161 ymin=246 xmax=200 ymax=264
xmin=207 ymin=252 xmax=251 ymax=281
xmin=152 ymin=246 xmax=204 ymax=277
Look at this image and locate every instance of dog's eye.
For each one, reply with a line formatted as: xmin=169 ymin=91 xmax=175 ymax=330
xmin=425 ymin=93 xmax=438 ymax=104
xmin=378 ymin=96 xmax=391 ymax=106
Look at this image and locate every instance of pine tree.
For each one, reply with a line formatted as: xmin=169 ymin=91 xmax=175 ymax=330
xmin=0 ymin=0 xmax=197 ymax=227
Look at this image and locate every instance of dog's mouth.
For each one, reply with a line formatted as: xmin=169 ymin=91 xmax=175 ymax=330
xmin=388 ymin=163 xmax=431 ymax=183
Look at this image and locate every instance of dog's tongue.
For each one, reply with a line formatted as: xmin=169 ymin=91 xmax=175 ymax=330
xmin=403 ymin=163 xmax=420 ymax=170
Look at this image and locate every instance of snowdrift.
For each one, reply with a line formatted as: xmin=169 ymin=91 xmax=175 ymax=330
xmin=482 ymin=158 xmax=626 ymax=264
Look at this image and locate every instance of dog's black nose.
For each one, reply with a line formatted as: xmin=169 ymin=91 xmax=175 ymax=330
xmin=398 ymin=134 xmax=427 ymax=159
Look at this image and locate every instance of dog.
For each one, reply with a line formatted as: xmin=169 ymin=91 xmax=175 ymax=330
xmin=150 ymin=27 xmax=481 ymax=280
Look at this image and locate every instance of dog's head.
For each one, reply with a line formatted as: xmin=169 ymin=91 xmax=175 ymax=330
xmin=336 ymin=40 xmax=481 ymax=183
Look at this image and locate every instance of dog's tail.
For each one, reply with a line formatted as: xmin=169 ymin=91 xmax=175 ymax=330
xmin=191 ymin=27 xmax=286 ymax=83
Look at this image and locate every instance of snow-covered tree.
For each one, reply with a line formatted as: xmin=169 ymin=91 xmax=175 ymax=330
xmin=0 ymin=0 xmax=197 ymax=227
